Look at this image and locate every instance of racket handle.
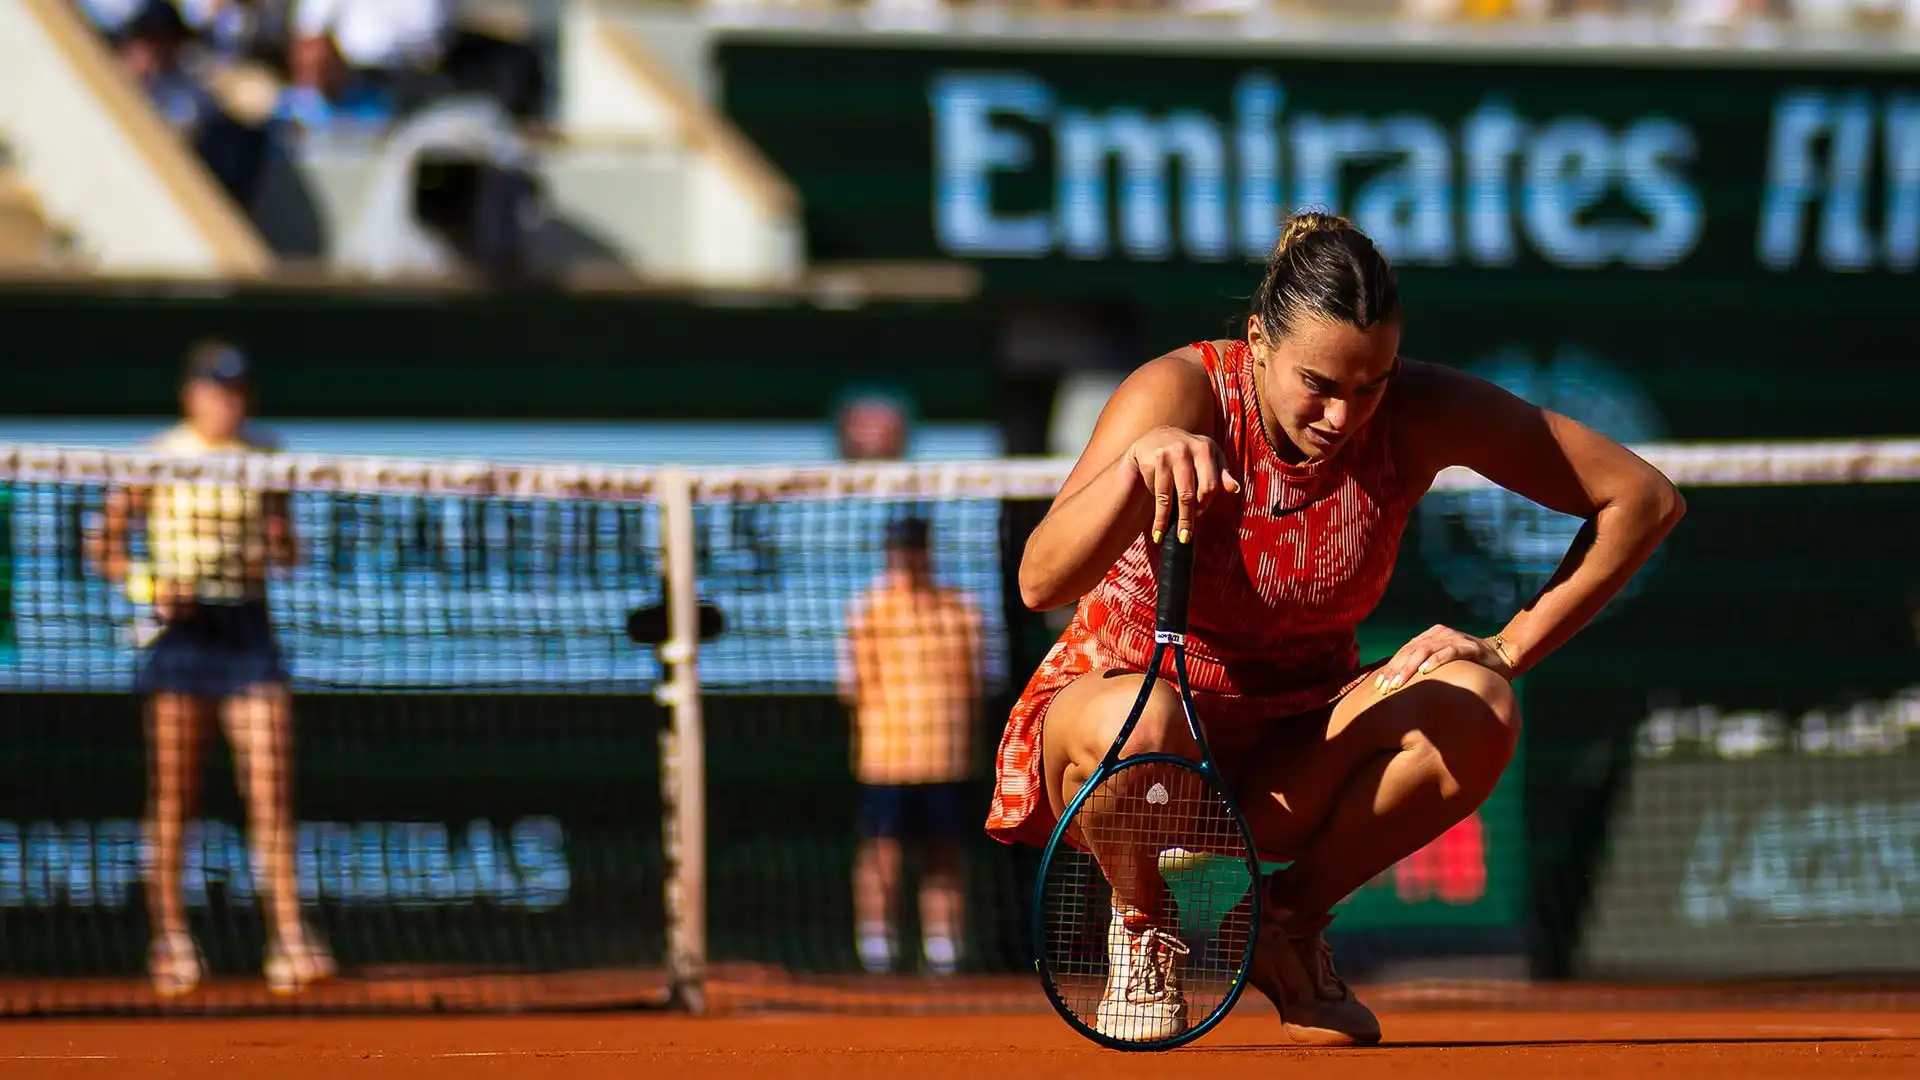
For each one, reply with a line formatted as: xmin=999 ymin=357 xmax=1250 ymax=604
xmin=1156 ymin=527 xmax=1194 ymax=634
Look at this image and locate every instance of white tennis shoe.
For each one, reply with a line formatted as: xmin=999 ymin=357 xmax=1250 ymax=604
xmin=1093 ymin=908 xmax=1190 ymax=1041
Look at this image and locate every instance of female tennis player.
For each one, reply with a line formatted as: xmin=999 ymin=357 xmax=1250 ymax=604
xmin=95 ymin=342 xmax=335 ymax=998
xmin=987 ymin=212 xmax=1685 ymax=1045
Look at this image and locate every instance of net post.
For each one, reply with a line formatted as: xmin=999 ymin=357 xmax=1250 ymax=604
xmin=656 ymin=468 xmax=708 ymax=1013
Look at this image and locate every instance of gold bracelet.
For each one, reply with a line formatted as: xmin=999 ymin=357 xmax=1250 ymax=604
xmin=1486 ymin=633 xmax=1518 ymax=672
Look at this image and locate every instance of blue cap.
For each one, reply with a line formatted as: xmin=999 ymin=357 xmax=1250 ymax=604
xmin=186 ymin=341 xmax=251 ymax=389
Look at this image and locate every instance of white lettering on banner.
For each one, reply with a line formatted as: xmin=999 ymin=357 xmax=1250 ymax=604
xmin=928 ymin=72 xmax=1703 ymax=269
xmin=1888 ymin=98 xmax=1920 ymax=272
xmin=1235 ymin=77 xmax=1282 ymax=261
xmin=1636 ymin=686 xmax=1920 ymax=760
xmin=1680 ymin=800 xmax=1920 ymax=927
xmin=1057 ymin=107 xmax=1230 ymax=261
xmin=1758 ymin=90 xmax=1920 ymax=272
xmin=0 ymin=817 xmax=570 ymax=912
xmin=929 ymin=73 xmax=1053 ymax=259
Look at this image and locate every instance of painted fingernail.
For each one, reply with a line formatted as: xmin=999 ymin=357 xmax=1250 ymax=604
xmin=1390 ymin=674 xmax=1405 ymax=689
xmin=1178 ymin=528 xmax=1190 ymax=543
xmin=1418 ymin=661 xmax=1432 ymax=674
xmin=1152 ymin=529 xmax=1162 ymax=543
xmin=1374 ymin=674 xmax=1385 ymax=690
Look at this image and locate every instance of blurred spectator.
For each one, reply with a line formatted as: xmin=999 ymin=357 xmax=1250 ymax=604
xmin=332 ymin=94 xmax=548 ymax=284
xmin=280 ymin=0 xmax=451 ymax=131
xmin=92 ymin=0 xmax=273 ymax=203
xmin=839 ymin=517 xmax=984 ymax=975
xmin=1671 ymin=0 xmax=1785 ymax=23
xmin=704 ymin=0 xmax=1915 ymax=22
xmin=439 ymin=6 xmax=552 ymax=123
xmin=1848 ymin=0 xmax=1920 ymax=27
xmin=174 ymin=0 xmax=284 ymax=64
xmin=836 ymin=393 xmax=912 ymax=463
xmin=83 ymin=0 xmax=281 ymax=66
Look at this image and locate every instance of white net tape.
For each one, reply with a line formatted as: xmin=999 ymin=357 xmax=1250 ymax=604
xmin=3 ymin=438 xmax=1918 ymax=500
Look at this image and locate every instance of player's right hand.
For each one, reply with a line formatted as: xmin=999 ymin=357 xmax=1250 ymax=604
xmin=1125 ymin=426 xmax=1239 ymax=545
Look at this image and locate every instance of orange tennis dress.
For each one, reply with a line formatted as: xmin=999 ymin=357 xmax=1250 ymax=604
xmin=985 ymin=339 xmax=1417 ymax=850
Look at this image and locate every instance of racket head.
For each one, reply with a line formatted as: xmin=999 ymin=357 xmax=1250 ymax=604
xmin=1032 ymin=751 xmax=1261 ymax=1051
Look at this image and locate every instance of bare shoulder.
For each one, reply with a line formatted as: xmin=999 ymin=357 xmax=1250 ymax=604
xmin=1388 ymin=358 xmax=1525 ymax=484
xmin=1393 ymin=357 xmax=1552 ymax=435
xmin=1134 ymin=342 xmax=1213 ymax=387
xmin=146 ymin=423 xmax=194 ymax=452
xmin=1108 ymin=342 xmax=1219 ymax=434
xmin=1391 ymin=357 xmax=1477 ymax=403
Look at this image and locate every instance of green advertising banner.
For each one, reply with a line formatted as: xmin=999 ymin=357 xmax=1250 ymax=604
xmin=716 ymin=37 xmax=1920 ymax=440
xmin=0 ymin=290 xmax=997 ymax=422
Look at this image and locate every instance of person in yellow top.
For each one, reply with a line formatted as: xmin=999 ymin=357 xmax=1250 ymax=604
xmin=839 ymin=516 xmax=983 ymax=976
xmin=92 ymin=341 xmax=334 ymax=999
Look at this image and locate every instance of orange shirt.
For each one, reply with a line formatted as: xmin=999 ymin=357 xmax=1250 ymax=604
xmin=842 ymin=575 xmax=983 ymax=785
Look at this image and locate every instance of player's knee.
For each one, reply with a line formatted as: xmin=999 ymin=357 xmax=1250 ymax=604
xmin=1079 ymin=678 xmax=1190 ymax=765
xmin=1420 ymin=662 xmax=1520 ymax=786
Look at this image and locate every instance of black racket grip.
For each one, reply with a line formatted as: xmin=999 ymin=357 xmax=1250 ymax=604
xmin=1156 ymin=528 xmax=1194 ymax=634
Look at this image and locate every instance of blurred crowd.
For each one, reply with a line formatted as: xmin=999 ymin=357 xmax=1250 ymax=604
xmin=77 ymin=0 xmax=1914 ymax=210
xmin=76 ymin=0 xmax=548 ymax=205
xmin=707 ymin=0 xmax=1918 ymax=25
xmin=1401 ymin=0 xmax=1917 ymax=21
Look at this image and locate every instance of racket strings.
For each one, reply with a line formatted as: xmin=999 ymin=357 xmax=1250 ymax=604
xmin=1040 ymin=761 xmax=1256 ymax=1045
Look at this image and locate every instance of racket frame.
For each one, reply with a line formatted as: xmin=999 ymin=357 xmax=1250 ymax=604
xmin=1030 ymin=531 xmax=1263 ymax=1051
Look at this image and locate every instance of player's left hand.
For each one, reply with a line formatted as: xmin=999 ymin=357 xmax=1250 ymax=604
xmin=1374 ymin=624 xmax=1515 ymax=694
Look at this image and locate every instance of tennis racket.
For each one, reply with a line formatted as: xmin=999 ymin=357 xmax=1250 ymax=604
xmin=1032 ymin=529 xmax=1261 ymax=1051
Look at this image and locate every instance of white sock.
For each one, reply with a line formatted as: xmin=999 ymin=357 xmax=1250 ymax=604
xmin=857 ymin=925 xmax=895 ymax=973
xmin=922 ymin=935 xmax=957 ymax=973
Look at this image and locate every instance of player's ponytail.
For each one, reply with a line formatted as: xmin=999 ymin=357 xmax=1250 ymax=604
xmin=1253 ymin=211 xmax=1401 ymax=340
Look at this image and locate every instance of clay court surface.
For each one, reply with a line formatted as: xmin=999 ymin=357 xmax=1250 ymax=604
xmin=4 ymin=1006 xmax=1917 ymax=1079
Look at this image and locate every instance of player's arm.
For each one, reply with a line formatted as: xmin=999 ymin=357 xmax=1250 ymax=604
xmin=838 ymin=601 xmax=868 ymax=707
xmin=1394 ymin=361 xmax=1686 ymax=680
xmin=264 ymin=491 xmax=296 ymax=568
xmin=960 ymin=597 xmax=984 ymax=698
xmin=253 ymin=429 xmax=297 ymax=568
xmin=91 ymin=485 xmax=149 ymax=583
xmin=1018 ymin=350 xmax=1236 ymax=612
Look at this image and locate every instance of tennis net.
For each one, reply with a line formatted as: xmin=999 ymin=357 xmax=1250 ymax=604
xmin=0 ymin=438 xmax=1915 ymax=1016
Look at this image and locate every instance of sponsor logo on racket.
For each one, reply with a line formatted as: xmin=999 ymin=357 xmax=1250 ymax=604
xmin=1145 ymin=783 xmax=1170 ymax=806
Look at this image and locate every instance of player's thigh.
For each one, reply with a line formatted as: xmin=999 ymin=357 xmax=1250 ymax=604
xmin=1040 ymin=669 xmax=1196 ymax=821
xmin=144 ymin=692 xmax=211 ymax=770
xmin=1240 ymin=661 xmax=1520 ymax=848
xmin=219 ymin=683 xmax=292 ymax=753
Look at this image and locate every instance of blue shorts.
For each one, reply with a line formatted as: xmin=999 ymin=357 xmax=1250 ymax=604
xmin=857 ymin=782 xmax=972 ymax=841
xmin=134 ymin=600 xmax=288 ymax=699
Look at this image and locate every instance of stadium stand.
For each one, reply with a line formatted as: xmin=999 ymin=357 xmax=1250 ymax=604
xmin=0 ymin=0 xmax=273 ymax=280
xmin=12 ymin=0 xmax=1918 ymax=286
xmin=47 ymin=1 xmax=804 ymax=288
xmin=680 ymin=0 xmax=1920 ymax=28
xmin=0 ymin=141 xmax=79 ymax=271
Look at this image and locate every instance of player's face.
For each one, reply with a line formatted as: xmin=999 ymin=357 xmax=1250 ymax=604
xmin=1247 ymin=313 xmax=1400 ymax=462
xmin=183 ymin=378 xmax=248 ymax=442
xmin=888 ymin=546 xmax=932 ymax=579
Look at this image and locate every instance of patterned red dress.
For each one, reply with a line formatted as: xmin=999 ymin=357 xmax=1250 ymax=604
xmin=985 ymin=339 xmax=1417 ymax=850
